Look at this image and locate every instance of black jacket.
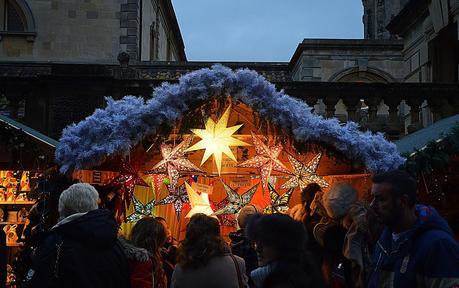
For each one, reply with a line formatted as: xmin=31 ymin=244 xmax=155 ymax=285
xmin=229 ymin=229 xmax=258 ymax=277
xmin=24 ymin=209 xmax=130 ymax=288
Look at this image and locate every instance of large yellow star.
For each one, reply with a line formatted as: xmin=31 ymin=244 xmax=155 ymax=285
xmin=185 ymin=105 xmax=250 ymax=175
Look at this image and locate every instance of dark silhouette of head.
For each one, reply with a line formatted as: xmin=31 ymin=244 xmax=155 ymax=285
xmin=247 ymin=214 xmax=322 ymax=287
xmin=130 ymin=217 xmax=167 ymax=285
xmin=301 ymin=183 xmax=321 ymax=210
xmin=177 ymin=214 xmax=227 ymax=269
xmin=131 ymin=217 xmax=166 ymax=254
xmin=370 ymin=169 xmax=417 ymax=227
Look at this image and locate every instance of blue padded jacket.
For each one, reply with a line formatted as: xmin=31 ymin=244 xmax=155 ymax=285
xmin=368 ymin=205 xmax=459 ymax=288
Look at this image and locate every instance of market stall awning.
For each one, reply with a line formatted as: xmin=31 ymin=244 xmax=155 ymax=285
xmin=0 ymin=114 xmax=59 ymax=148
xmin=395 ymin=114 xmax=459 ymax=155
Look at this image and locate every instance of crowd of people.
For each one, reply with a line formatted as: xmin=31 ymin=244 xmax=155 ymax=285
xmin=4 ymin=169 xmax=459 ymax=287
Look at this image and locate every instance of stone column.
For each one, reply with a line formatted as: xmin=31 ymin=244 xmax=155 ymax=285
xmin=383 ymin=95 xmax=402 ymax=136
xmin=322 ymin=96 xmax=340 ymax=118
xmin=5 ymin=91 xmax=25 ymax=119
xmin=342 ymin=95 xmax=361 ymax=122
xmin=427 ymin=97 xmax=447 ymax=122
xmin=364 ymin=94 xmax=382 ymax=131
xmin=304 ymin=96 xmax=318 ymax=113
xmin=365 ymin=95 xmax=381 ymax=122
xmin=406 ymin=96 xmax=424 ymax=133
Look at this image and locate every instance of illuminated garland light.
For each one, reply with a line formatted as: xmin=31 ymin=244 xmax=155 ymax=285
xmin=185 ymin=105 xmax=250 ymax=175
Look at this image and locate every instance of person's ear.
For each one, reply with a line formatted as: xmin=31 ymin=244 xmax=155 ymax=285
xmin=399 ymin=194 xmax=410 ymax=209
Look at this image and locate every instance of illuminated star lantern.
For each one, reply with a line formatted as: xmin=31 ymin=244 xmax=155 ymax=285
xmin=184 ymin=182 xmax=214 ymax=218
xmin=113 ymin=160 xmax=149 ymax=197
xmin=213 ymin=181 xmax=259 ymax=216
xmin=214 ymin=199 xmax=237 ymax=227
xmin=157 ymin=183 xmax=190 ymax=218
xmin=145 ymin=137 xmax=203 ymax=188
xmin=109 ymin=160 xmax=149 ymax=223
xmin=263 ymin=183 xmax=294 ymax=214
xmin=281 ymin=153 xmax=329 ymax=190
xmin=238 ymin=132 xmax=291 ymax=190
xmin=126 ymin=196 xmax=155 ymax=223
xmin=185 ymin=105 xmax=250 ymax=175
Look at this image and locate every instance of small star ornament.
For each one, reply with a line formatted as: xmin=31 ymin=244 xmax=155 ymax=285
xmin=145 ymin=137 xmax=203 ymax=188
xmin=156 ymin=183 xmax=190 ymax=219
xmin=185 ymin=105 xmax=250 ymax=175
xmin=184 ymin=182 xmax=214 ymax=218
xmin=214 ymin=198 xmax=237 ymax=227
xmin=238 ymin=132 xmax=290 ymax=190
xmin=263 ymin=183 xmax=294 ymax=214
xmin=109 ymin=159 xmax=149 ymax=223
xmin=213 ymin=181 xmax=259 ymax=216
xmin=126 ymin=196 xmax=155 ymax=222
xmin=281 ymin=153 xmax=329 ymax=190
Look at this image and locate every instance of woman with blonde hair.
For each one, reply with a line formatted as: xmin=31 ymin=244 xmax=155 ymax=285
xmin=121 ymin=217 xmax=168 ymax=288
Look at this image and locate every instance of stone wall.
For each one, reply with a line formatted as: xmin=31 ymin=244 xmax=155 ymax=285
xmin=0 ymin=0 xmax=185 ymax=62
xmin=1 ymin=0 xmax=121 ymax=63
xmin=291 ymin=39 xmax=404 ymax=83
xmin=362 ymin=0 xmax=401 ymax=40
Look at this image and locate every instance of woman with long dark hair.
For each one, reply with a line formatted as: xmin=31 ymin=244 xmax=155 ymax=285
xmin=171 ymin=213 xmax=248 ymax=288
xmin=247 ymin=213 xmax=323 ymax=288
xmin=121 ymin=217 xmax=168 ymax=288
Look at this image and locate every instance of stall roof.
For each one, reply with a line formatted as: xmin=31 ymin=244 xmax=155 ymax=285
xmin=0 ymin=114 xmax=59 ymax=148
xmin=395 ymin=114 xmax=459 ymax=155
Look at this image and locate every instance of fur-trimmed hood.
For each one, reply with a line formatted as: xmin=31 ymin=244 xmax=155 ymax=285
xmin=118 ymin=237 xmax=151 ymax=262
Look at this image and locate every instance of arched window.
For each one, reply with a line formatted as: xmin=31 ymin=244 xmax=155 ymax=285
xmin=0 ymin=0 xmax=35 ymax=33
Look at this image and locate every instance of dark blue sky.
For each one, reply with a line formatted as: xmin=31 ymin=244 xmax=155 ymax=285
xmin=172 ymin=0 xmax=364 ymax=62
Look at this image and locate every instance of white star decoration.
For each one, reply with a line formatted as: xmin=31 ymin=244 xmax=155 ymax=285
xmin=185 ymin=105 xmax=250 ymax=175
xmin=184 ymin=182 xmax=214 ymax=218
xmin=281 ymin=153 xmax=329 ymax=190
xmin=238 ymin=132 xmax=291 ymax=190
xmin=145 ymin=137 xmax=203 ymax=188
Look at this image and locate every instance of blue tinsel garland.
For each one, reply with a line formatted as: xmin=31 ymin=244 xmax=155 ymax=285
xmin=55 ymin=65 xmax=405 ymax=173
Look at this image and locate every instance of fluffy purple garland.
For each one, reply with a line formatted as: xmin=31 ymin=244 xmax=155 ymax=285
xmin=55 ymin=65 xmax=405 ymax=173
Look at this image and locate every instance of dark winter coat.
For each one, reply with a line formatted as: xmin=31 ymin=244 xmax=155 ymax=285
xmin=368 ymin=205 xmax=459 ymax=288
xmin=229 ymin=229 xmax=258 ymax=277
xmin=251 ymin=259 xmax=323 ymax=288
xmin=23 ymin=209 xmax=130 ymax=288
xmin=119 ymin=237 xmax=154 ymax=288
xmin=171 ymin=254 xmax=248 ymax=288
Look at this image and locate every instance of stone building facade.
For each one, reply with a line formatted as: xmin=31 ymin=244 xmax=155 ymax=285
xmin=0 ymin=0 xmax=186 ymax=62
xmin=0 ymin=0 xmax=458 ymax=147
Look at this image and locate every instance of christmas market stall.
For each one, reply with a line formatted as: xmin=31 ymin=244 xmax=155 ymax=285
xmin=55 ymin=65 xmax=404 ymax=241
xmin=0 ymin=114 xmax=58 ymax=286
xmin=397 ymin=114 xmax=459 ymax=238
